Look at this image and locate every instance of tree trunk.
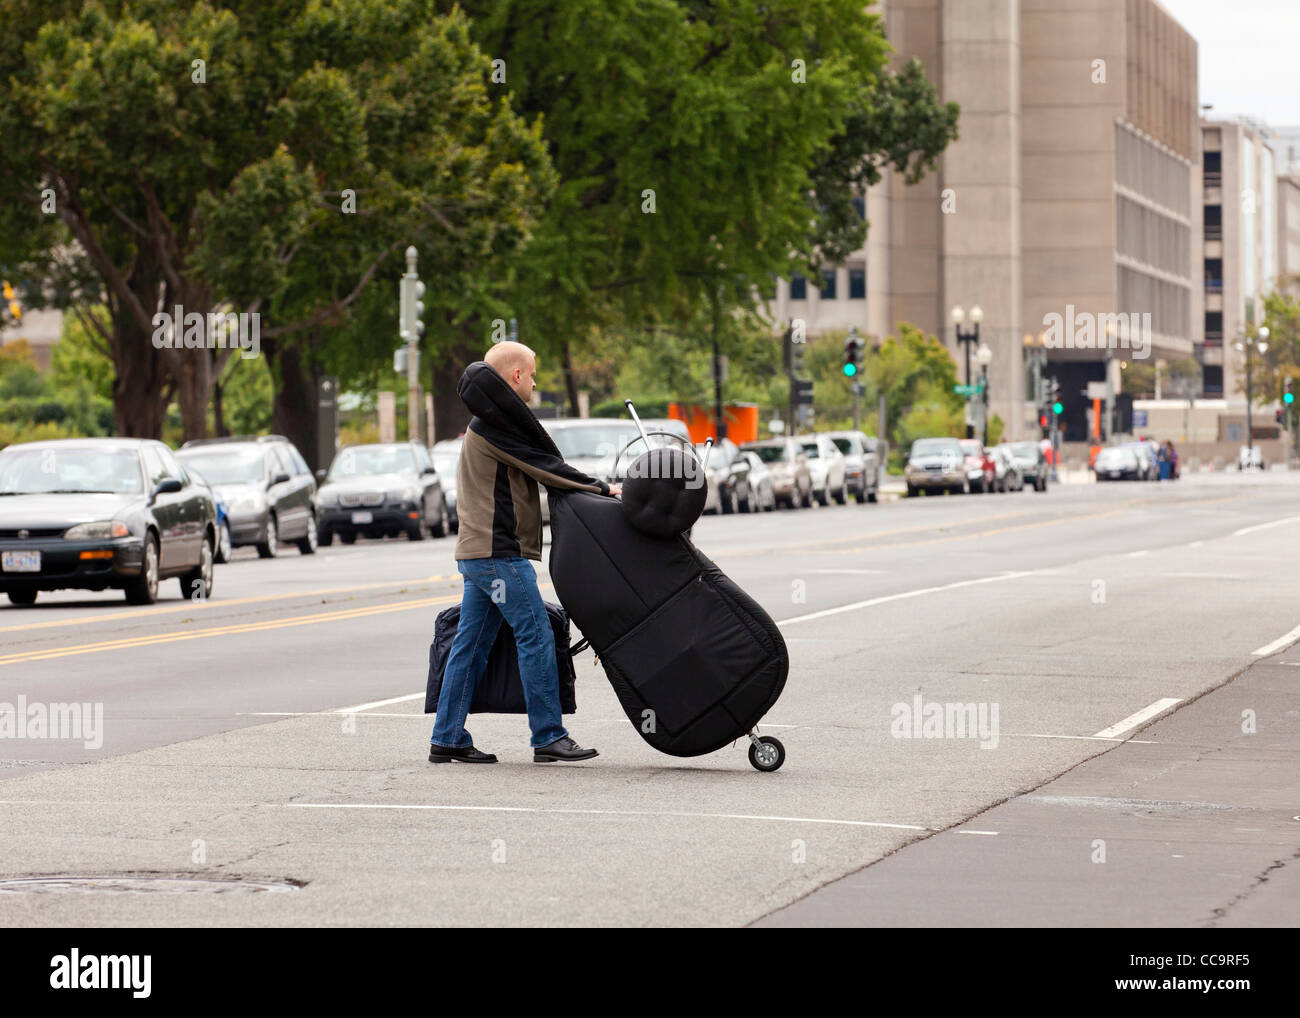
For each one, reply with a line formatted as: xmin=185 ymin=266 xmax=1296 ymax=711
xmin=110 ymin=319 xmax=170 ymax=438
xmin=174 ymin=349 xmax=211 ymax=443
xmin=213 ymin=379 xmax=227 ymax=437
xmin=432 ymin=320 xmax=478 ymax=441
xmin=562 ymin=339 xmax=581 ymax=417
xmin=265 ymin=337 xmax=321 ymax=470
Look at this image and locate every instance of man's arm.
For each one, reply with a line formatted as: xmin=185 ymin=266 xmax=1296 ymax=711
xmin=475 ymin=428 xmax=611 ymax=496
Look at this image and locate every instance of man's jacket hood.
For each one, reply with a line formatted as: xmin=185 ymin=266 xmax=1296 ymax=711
xmin=458 ymin=361 xmax=563 ymax=459
xmin=453 ymin=360 xmax=608 ymax=561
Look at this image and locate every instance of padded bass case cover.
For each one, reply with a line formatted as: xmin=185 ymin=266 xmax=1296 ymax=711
xmin=548 ymin=490 xmax=787 ymax=756
xmin=425 ymin=601 xmax=579 ymax=715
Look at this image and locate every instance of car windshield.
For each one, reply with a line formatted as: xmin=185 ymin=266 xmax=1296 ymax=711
xmin=745 ymin=444 xmax=788 ymax=463
xmin=328 ymin=446 xmax=417 ymax=479
xmin=544 ymin=424 xmax=638 ymax=460
xmin=178 ymin=447 xmax=264 ymax=485
xmin=0 ymin=448 xmax=143 ymax=495
xmin=958 ymin=441 xmax=983 ymax=456
xmin=911 ymin=439 xmax=959 ymax=457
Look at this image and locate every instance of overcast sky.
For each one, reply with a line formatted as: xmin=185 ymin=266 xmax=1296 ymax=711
xmin=1159 ymin=0 xmax=1300 ymax=127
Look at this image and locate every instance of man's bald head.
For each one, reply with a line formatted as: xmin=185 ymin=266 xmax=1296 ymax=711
xmin=485 ymin=341 xmax=538 ymax=401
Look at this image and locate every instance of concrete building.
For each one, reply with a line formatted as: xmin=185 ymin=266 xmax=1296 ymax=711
xmin=1201 ymin=118 xmax=1278 ymax=401
xmin=1277 ymin=173 xmax=1300 ymax=300
xmin=768 ymin=0 xmax=1202 ymax=444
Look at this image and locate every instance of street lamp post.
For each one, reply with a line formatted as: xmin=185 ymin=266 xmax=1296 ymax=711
xmin=977 ymin=343 xmax=993 ymax=445
xmin=1235 ymin=325 xmax=1270 ymax=466
xmin=952 ymin=305 xmax=983 ymax=439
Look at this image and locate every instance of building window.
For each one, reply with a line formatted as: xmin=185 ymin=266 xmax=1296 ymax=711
xmin=852 ymin=195 xmax=865 ymax=220
xmin=849 ymin=267 xmax=866 ymax=299
xmin=820 ymin=270 xmax=836 ymax=299
xmin=789 ymin=274 xmax=806 ymax=300
xmin=1203 ymin=364 xmax=1223 ymax=394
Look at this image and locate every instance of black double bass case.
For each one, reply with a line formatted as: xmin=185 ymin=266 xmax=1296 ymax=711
xmin=548 ymin=473 xmax=789 ymax=771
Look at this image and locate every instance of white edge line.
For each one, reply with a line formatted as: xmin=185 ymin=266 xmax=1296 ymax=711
xmin=1092 ymin=697 xmax=1183 ymax=739
xmin=1010 ymin=733 xmax=1158 ymax=744
xmin=1251 ymin=623 xmax=1300 ymax=657
xmin=333 ymin=692 xmax=424 ymax=713
xmin=288 ymin=803 xmax=930 ymax=830
xmin=777 ymin=571 xmax=1038 ymax=628
xmin=1232 ymin=514 xmax=1300 ymax=537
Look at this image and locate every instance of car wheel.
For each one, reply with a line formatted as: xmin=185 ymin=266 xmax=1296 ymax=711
xmin=256 ymin=515 xmax=278 ymax=559
xmin=407 ymin=514 xmax=428 ymax=540
xmin=739 ymin=494 xmax=751 ymax=513
xmin=215 ymin=520 xmax=232 ymax=563
xmin=296 ymin=513 xmax=318 ymax=555
xmin=319 ymin=528 xmax=334 ymax=546
xmin=867 ymin=483 xmax=878 ymax=503
xmin=431 ymin=500 xmax=451 ymax=538
xmin=834 ymin=480 xmax=847 ymax=505
xmin=180 ymin=533 xmax=215 ymax=601
xmin=125 ymin=535 xmax=160 ymax=605
xmin=815 ymin=483 xmax=829 ymax=506
xmin=800 ymin=485 xmax=812 ymax=508
xmin=339 ymin=531 xmax=357 ymax=544
xmin=7 ymin=589 xmax=37 ymax=606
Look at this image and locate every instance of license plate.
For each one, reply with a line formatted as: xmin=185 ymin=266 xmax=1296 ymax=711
xmin=2 ymin=550 xmax=41 ymax=572
xmin=1109 ymin=471 xmax=1120 ymax=478
xmin=351 ymin=511 xmax=373 ymax=524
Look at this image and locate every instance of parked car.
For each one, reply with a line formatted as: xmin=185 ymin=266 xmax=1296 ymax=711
xmin=958 ymin=439 xmax=997 ymax=493
xmin=826 ymin=430 xmax=880 ymax=503
xmin=797 ymin=434 xmax=848 ymax=505
xmin=1003 ymin=441 xmax=1049 ymax=492
xmin=177 ymin=435 xmax=318 ymax=557
xmin=316 ymin=441 xmax=450 ymax=543
xmin=431 ymin=438 xmax=462 ymax=532
xmin=1093 ymin=446 xmax=1143 ymax=480
xmin=988 ymin=446 xmax=1023 ymax=492
xmin=0 ymin=438 xmax=217 ymax=605
xmin=739 ymin=451 xmax=777 ymax=512
xmin=540 ymin=418 xmax=642 ymax=523
xmin=905 ymin=437 xmax=969 ymax=496
xmin=739 ymin=438 xmax=813 ymax=508
xmin=1122 ymin=441 xmax=1159 ymax=481
xmin=186 ymin=466 xmax=232 ymax=561
xmin=694 ymin=438 xmax=751 ymax=515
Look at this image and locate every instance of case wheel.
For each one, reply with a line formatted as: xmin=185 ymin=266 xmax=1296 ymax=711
xmin=748 ymin=735 xmax=785 ymax=772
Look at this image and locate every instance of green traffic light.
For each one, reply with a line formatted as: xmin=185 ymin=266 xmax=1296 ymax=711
xmin=843 ymin=363 xmax=857 ymax=377
xmin=1052 ymin=401 xmax=1063 ymax=415
xmin=1286 ymin=392 xmax=1295 ymax=405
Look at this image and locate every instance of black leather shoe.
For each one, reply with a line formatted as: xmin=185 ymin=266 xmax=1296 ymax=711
xmin=429 ymin=744 xmax=497 ymax=764
xmin=534 ymin=736 xmax=599 ymax=763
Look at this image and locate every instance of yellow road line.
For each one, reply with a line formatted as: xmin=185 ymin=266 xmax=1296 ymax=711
xmin=0 ymin=594 xmax=461 ymax=666
xmin=0 ymin=576 xmax=460 ymax=635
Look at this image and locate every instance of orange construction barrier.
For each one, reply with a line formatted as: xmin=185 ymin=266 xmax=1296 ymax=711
xmin=669 ymin=402 xmax=759 ymax=445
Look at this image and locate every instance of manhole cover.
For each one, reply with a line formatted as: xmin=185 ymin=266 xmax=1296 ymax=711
xmin=0 ymin=875 xmax=302 ymax=895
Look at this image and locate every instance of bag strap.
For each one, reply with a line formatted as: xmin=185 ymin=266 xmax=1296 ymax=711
xmin=570 ymin=637 xmax=590 ymax=656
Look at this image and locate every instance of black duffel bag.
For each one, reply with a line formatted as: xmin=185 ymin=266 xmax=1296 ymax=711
xmin=425 ymin=600 xmax=584 ymax=715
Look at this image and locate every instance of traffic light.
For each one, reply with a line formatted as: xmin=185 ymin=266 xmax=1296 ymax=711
xmin=1050 ymin=377 xmax=1062 ymax=416
xmin=399 ymin=276 xmax=425 ymax=341
xmin=843 ymin=332 xmax=864 ymax=377
xmin=791 ymin=339 xmax=806 ymax=376
xmin=1285 ymin=377 xmax=1294 ymax=406
xmin=2 ymin=280 xmax=19 ymax=321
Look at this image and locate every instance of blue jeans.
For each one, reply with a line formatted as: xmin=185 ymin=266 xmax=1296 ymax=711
xmin=430 ymin=557 xmax=568 ymax=750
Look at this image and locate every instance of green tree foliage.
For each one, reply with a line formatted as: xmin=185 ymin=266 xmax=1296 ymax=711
xmin=456 ymin=0 xmax=957 ymax=409
xmin=0 ymin=0 xmax=552 ymax=445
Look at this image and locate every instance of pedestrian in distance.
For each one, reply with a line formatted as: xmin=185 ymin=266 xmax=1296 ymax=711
xmin=429 ymin=341 xmax=619 ymax=764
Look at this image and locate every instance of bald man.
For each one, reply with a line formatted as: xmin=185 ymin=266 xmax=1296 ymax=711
xmin=429 ymin=343 xmax=613 ymax=764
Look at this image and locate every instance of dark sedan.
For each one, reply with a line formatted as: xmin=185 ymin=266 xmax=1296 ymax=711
xmin=0 ymin=438 xmax=216 ymax=606
xmin=316 ymin=442 xmax=450 ymax=543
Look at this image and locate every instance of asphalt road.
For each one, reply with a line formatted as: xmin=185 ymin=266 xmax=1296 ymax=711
xmin=1 ymin=472 xmax=1298 ymax=926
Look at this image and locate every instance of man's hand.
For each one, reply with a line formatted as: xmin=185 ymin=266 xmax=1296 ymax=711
xmin=608 ymin=483 xmax=623 ymax=498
